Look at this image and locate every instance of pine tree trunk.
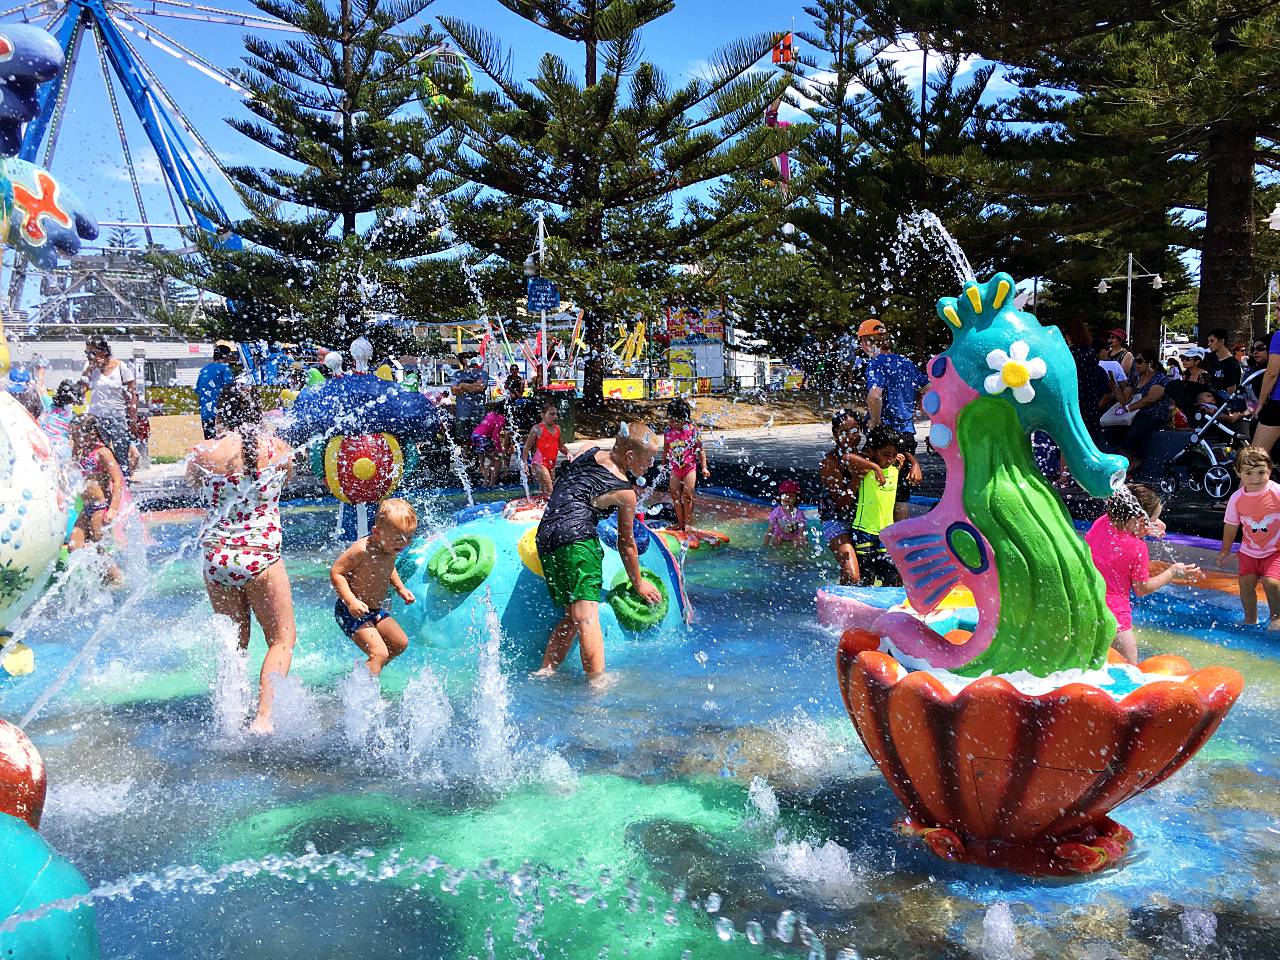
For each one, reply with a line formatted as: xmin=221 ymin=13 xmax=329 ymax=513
xmin=1199 ymin=120 xmax=1256 ymax=344
xmin=581 ymin=309 xmax=606 ymax=411
xmin=1198 ymin=18 xmax=1255 ymax=345
xmin=579 ymin=0 xmax=603 ymax=410
xmin=340 ymin=0 xmax=356 ymax=240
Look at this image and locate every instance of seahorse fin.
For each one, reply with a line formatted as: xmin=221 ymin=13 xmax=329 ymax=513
xmin=881 ymin=523 xmax=963 ymax=617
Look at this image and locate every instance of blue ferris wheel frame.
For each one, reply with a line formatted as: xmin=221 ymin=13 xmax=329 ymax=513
xmin=19 ymin=0 xmax=241 ymax=249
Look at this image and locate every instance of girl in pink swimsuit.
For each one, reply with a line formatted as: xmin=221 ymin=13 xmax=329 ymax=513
xmin=187 ymin=384 xmax=297 ymax=735
xmin=663 ymin=398 xmax=709 ymax=532
xmin=1084 ymin=484 xmax=1199 ymax=663
xmin=764 ymin=479 xmax=808 ymax=548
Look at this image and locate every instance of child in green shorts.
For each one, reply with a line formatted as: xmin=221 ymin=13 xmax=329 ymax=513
xmin=534 ymin=421 xmax=663 ymax=684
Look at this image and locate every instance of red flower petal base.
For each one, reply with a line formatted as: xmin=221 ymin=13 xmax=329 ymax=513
xmin=836 ymin=630 xmax=1243 ymax=876
xmin=897 ymin=814 xmax=1134 ymax=875
xmin=0 ymin=717 xmax=46 ymax=829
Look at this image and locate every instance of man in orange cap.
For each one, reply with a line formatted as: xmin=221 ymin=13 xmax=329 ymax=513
xmin=859 ymin=319 xmax=926 ymax=521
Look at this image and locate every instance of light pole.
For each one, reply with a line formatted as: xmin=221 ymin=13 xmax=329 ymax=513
xmin=524 ymin=213 xmax=549 ymax=387
xmin=1096 ymin=253 xmax=1163 ymax=345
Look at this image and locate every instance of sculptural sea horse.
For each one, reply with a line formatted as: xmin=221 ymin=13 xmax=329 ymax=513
xmin=876 ymin=273 xmax=1129 ymax=678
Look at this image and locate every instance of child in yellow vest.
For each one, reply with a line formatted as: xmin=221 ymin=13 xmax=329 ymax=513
xmin=852 ymin=428 xmax=903 ymax=586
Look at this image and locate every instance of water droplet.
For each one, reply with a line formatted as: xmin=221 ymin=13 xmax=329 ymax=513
xmin=746 ymin=921 xmax=765 ymax=944
xmin=705 ymin=892 xmax=722 ymax=913
xmin=715 ymin=917 xmax=735 ymax=941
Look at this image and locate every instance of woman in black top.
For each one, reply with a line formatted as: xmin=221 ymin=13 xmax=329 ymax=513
xmin=1104 ymin=329 xmax=1134 ymax=379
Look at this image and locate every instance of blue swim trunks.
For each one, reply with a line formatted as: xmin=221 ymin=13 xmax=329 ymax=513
xmin=334 ymin=600 xmax=390 ymax=637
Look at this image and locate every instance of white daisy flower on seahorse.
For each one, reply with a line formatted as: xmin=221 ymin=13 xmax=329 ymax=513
xmin=984 ymin=340 xmax=1046 ymax=404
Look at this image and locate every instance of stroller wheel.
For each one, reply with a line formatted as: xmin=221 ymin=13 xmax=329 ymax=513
xmin=1157 ymin=475 xmax=1179 ymax=498
xmin=1204 ymin=465 xmax=1233 ymax=500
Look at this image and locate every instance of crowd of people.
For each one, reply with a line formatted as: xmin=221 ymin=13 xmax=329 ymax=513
xmin=812 ymin=319 xmax=1280 ymax=664
xmin=7 ymin=318 xmax=1278 ymax=723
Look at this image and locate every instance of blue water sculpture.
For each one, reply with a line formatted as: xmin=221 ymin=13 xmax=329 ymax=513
xmin=281 ymin=373 xmax=443 ymax=448
xmin=0 ymin=813 xmax=99 ymax=959
xmin=0 ymin=26 xmax=99 ymax=265
xmin=395 ymin=501 xmax=691 ymax=667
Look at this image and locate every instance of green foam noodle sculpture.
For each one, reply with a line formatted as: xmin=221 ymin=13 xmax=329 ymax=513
xmin=608 ymin=569 xmax=669 ymax=631
xmin=427 ymin=535 xmax=495 ymax=593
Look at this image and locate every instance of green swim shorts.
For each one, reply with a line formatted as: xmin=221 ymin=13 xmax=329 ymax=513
xmin=541 ymin=538 xmax=605 ymax=608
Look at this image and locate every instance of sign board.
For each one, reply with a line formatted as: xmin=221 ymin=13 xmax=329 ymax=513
xmin=654 ymin=379 xmax=676 ymax=399
xmin=665 ymin=306 xmax=724 ymax=342
xmin=603 ymin=377 xmax=645 ymax=400
xmin=527 ymin=278 xmax=560 ymax=312
xmin=669 ymin=346 xmax=695 ymax=382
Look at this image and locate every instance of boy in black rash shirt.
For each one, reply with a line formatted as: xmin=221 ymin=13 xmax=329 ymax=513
xmin=534 ymin=421 xmax=663 ymax=684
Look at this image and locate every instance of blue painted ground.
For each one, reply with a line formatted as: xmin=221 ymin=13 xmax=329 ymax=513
xmin=1 ymin=492 xmax=1276 ymax=958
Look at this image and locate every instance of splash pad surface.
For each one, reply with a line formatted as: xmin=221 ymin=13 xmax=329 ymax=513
xmin=3 ymin=494 xmax=1278 ymax=957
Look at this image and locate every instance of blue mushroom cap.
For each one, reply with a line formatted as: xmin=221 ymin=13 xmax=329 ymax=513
xmin=281 ymin=373 xmax=444 ymax=446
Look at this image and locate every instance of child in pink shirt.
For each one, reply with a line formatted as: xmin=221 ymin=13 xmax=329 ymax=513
xmin=764 ymin=479 xmax=808 ymax=548
xmin=470 ymin=405 xmax=509 ymax=487
xmin=1217 ymin=446 xmax=1280 ymax=627
xmin=1085 ymin=484 xmax=1199 ymax=663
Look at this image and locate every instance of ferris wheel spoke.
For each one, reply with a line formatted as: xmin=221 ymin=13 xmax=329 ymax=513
xmin=115 ymin=24 xmax=249 ymax=217
xmin=111 ymin=10 xmax=249 ymax=94
xmin=0 ymin=0 xmax=58 ymax=19
xmin=92 ymin=22 xmax=154 ymax=246
xmin=114 ymin=0 xmax=304 ymax=32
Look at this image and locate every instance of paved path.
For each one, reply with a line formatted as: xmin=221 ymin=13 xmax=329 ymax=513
xmin=703 ymin=421 xmax=944 ymax=503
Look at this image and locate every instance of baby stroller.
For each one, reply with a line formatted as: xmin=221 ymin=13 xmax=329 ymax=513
xmin=1156 ymin=368 xmax=1263 ymax=500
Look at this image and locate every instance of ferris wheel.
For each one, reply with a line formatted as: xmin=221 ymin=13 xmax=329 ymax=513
xmin=0 ymin=0 xmax=306 ymax=255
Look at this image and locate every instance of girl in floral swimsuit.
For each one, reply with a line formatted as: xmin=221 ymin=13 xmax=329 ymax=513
xmin=662 ymin=398 xmax=709 ymax=532
xmin=187 ymin=384 xmax=297 ymax=735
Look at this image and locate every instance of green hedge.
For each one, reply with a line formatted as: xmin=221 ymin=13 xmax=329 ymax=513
xmin=144 ymin=385 xmax=288 ymax=416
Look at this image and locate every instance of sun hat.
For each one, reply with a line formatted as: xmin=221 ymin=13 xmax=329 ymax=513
xmin=778 ymin=479 xmax=801 ymax=496
xmin=1107 ymin=328 xmax=1127 ymax=342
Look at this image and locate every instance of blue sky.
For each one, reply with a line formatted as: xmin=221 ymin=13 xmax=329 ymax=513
xmin=15 ymin=0 xmax=965 ymax=242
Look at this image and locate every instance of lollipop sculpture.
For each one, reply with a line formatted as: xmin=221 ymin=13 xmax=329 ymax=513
xmin=829 ymin=274 xmax=1243 ymax=874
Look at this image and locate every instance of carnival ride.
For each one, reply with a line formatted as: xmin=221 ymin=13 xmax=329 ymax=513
xmin=0 ymin=0 xmax=298 ymax=321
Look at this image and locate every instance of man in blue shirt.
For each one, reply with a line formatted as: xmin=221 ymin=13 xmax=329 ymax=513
xmin=450 ymin=355 xmax=490 ymax=438
xmin=195 ymin=344 xmax=235 ymax=439
xmin=860 ymin=319 xmax=926 ymax=521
